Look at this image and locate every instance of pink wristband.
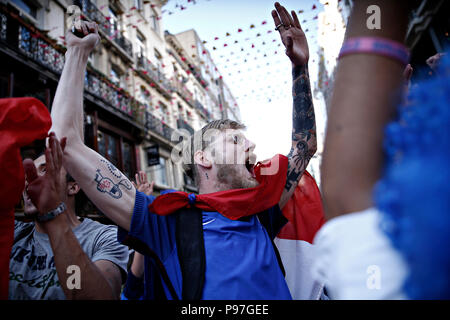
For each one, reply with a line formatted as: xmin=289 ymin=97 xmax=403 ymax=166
xmin=338 ymin=37 xmax=410 ymax=66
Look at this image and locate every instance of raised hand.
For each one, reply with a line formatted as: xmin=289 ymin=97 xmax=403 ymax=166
xmin=23 ymin=133 xmax=67 ymax=215
xmin=426 ymin=52 xmax=446 ymax=71
xmin=66 ymin=20 xmax=100 ymax=54
xmin=272 ymin=2 xmax=309 ymax=66
xmin=132 ymin=171 xmax=154 ymax=196
xmin=402 ymin=63 xmax=413 ymax=94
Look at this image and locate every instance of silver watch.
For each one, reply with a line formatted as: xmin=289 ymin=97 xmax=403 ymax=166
xmin=36 ymin=202 xmax=67 ymax=222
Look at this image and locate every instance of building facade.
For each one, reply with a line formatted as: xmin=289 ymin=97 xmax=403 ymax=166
xmin=1 ymin=0 xmax=240 ymax=218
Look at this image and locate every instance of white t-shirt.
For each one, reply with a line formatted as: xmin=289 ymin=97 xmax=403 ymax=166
xmin=311 ymin=207 xmax=409 ymax=299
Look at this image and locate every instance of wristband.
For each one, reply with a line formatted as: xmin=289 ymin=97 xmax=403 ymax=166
xmin=36 ymin=202 xmax=67 ymax=222
xmin=338 ymin=37 xmax=410 ymax=66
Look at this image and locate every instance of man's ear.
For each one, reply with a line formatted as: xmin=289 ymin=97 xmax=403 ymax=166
xmin=194 ymin=150 xmax=212 ymax=169
xmin=67 ymin=181 xmax=80 ymax=196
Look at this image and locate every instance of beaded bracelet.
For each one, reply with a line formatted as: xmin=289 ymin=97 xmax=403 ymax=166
xmin=36 ymin=202 xmax=67 ymax=222
xmin=338 ymin=37 xmax=410 ymax=66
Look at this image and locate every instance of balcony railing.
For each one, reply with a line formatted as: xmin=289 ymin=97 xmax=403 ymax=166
xmin=85 ymin=72 xmax=129 ymax=117
xmin=111 ymin=33 xmax=133 ymax=58
xmin=171 ymin=78 xmax=195 ymax=107
xmin=80 ymin=0 xmax=133 ymax=58
xmin=18 ymin=25 xmax=65 ymax=74
xmin=0 ymin=10 xmax=65 ymax=74
xmin=137 ymin=56 xmax=173 ymax=96
xmin=145 ymin=111 xmax=174 ymax=142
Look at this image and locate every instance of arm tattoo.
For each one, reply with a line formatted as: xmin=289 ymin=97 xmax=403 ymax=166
xmin=284 ymin=65 xmax=317 ymax=192
xmin=101 ymin=159 xmax=123 ymax=179
xmin=95 ymin=159 xmax=132 ymax=199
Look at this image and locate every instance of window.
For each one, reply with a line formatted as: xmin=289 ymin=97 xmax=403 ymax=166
xmin=178 ymin=104 xmax=186 ymax=121
xmin=97 ymin=129 xmax=136 ymax=179
xmin=184 ymin=173 xmax=195 ymax=188
xmin=11 ymin=0 xmax=38 ymax=18
xmin=194 ymin=87 xmax=199 ymax=101
xmin=154 ymin=49 xmax=163 ymax=71
xmin=150 ymin=8 xmax=159 ymax=34
xmin=160 ymin=102 xmax=168 ymax=123
xmin=152 ymin=157 xmax=168 ymax=186
xmin=134 ymin=0 xmax=142 ymax=11
xmin=110 ymin=68 xmax=119 ymax=85
xmin=97 ymin=130 xmax=120 ymax=168
xmin=140 ymin=86 xmax=150 ymax=104
xmin=121 ymin=141 xmax=134 ymax=179
xmin=87 ymin=50 xmax=96 ymax=67
xmin=109 ymin=7 xmax=120 ymax=38
xmin=136 ymin=31 xmax=146 ymax=59
xmin=110 ymin=64 xmax=125 ymax=88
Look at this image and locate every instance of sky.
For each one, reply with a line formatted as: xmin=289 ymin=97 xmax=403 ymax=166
xmin=161 ymin=0 xmax=328 ymax=166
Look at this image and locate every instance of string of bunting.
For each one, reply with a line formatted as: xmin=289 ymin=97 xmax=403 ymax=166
xmin=90 ymin=0 xmax=342 ymax=108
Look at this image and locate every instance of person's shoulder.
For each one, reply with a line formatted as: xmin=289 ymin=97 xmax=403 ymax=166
xmin=78 ymin=217 xmax=117 ymax=234
xmin=14 ymin=220 xmax=34 ymax=236
xmin=76 ymin=218 xmax=125 ymax=250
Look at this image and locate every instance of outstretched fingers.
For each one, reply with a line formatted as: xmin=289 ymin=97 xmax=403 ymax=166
xmin=148 ymin=181 xmax=155 ymax=195
xmin=271 ymin=9 xmax=283 ymax=30
xmin=140 ymin=171 xmax=147 ymax=184
xmin=275 ymin=2 xmax=293 ymax=29
xmin=291 ymin=10 xmax=302 ymax=29
xmin=23 ymin=159 xmax=38 ymax=185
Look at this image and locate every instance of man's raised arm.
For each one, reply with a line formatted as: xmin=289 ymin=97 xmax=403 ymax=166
xmin=272 ymin=3 xmax=317 ymax=209
xmin=50 ymin=21 xmax=135 ymax=230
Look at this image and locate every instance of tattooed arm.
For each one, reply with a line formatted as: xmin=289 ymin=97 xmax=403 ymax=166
xmin=272 ymin=3 xmax=317 ymax=209
xmin=50 ymin=22 xmax=135 ymax=230
xmin=279 ymin=65 xmax=317 ymax=208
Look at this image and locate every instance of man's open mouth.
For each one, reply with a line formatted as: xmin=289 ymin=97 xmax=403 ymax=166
xmin=245 ymin=157 xmax=256 ymax=178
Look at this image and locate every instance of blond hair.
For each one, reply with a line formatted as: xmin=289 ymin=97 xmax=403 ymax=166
xmin=182 ymin=119 xmax=246 ymax=185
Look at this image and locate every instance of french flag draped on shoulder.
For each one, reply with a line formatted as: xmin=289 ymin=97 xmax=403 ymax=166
xmin=276 ymin=171 xmax=326 ymax=300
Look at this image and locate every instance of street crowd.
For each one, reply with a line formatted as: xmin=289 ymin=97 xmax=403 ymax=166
xmin=0 ymin=1 xmax=449 ymax=300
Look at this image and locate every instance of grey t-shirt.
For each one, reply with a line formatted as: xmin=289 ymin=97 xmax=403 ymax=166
xmin=9 ymin=218 xmax=129 ymax=300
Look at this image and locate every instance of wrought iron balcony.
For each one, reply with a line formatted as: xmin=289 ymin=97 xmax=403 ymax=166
xmin=0 ymin=9 xmax=65 ymax=74
xmin=79 ymin=0 xmax=133 ymax=58
xmin=137 ymin=56 xmax=173 ymax=97
xmin=84 ymin=69 xmax=147 ymax=125
xmin=171 ymin=78 xmax=196 ymax=108
xmin=145 ymin=111 xmax=174 ymax=142
xmin=0 ymin=5 xmax=143 ymax=125
xmin=111 ymin=32 xmax=133 ymax=58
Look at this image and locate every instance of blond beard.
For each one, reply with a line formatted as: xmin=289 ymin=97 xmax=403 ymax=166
xmin=215 ymin=164 xmax=259 ymax=190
